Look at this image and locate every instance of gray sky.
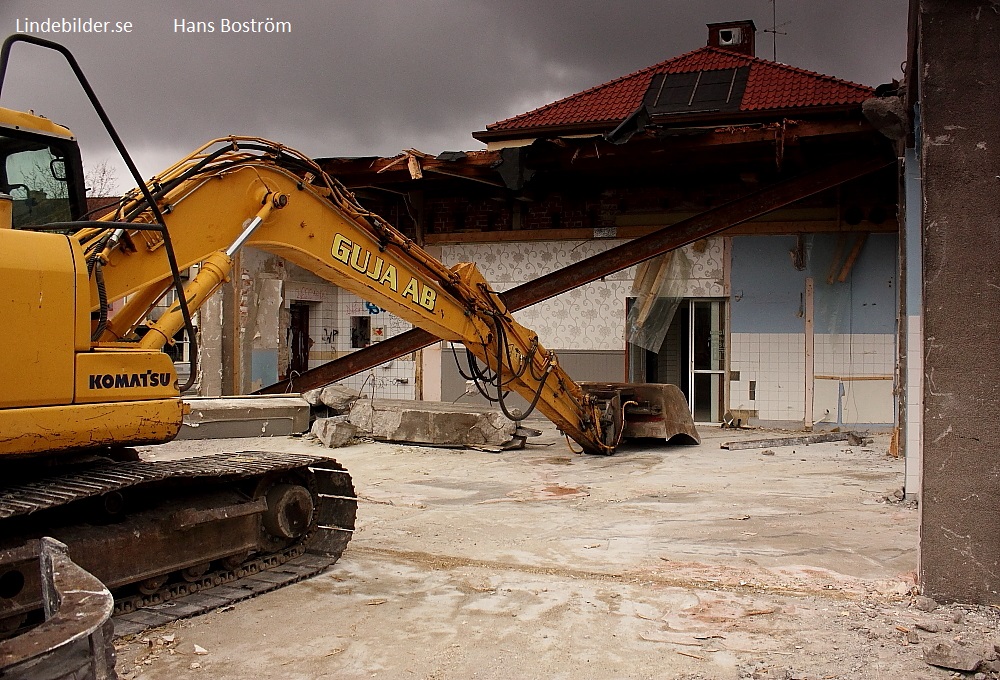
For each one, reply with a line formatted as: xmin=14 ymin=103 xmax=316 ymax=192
xmin=1 ymin=1 xmax=907 ymax=193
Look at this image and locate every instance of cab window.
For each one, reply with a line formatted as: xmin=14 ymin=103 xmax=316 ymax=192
xmin=1 ymin=134 xmax=73 ymax=228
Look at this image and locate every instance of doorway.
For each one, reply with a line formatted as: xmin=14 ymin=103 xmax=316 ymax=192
xmin=628 ymin=299 xmax=726 ymax=422
xmin=288 ymin=302 xmax=311 ymax=377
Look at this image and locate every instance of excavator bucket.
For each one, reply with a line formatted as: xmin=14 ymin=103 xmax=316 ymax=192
xmin=580 ymin=382 xmax=701 ymax=447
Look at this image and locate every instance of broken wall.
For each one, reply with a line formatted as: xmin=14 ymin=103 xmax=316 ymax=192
xmin=436 ymin=238 xmax=726 ymax=405
xmin=729 ymin=233 xmax=898 ymax=425
xmin=197 ymin=249 xmax=345 ymax=395
xmin=235 ymin=248 xmax=285 ymax=393
xmin=442 ymin=239 xmax=635 ymax=351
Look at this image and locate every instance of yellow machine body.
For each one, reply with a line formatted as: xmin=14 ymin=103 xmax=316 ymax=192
xmin=0 ymin=210 xmax=183 ymax=456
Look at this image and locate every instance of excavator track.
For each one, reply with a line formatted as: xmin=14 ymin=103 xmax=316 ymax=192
xmin=0 ymin=452 xmax=356 ymax=638
xmin=112 ymin=551 xmax=340 ymax=637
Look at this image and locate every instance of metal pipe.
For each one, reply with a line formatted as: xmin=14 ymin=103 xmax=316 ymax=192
xmin=226 ymin=192 xmax=286 ymax=257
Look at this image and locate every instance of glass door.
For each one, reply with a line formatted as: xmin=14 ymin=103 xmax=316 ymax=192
xmin=690 ymin=300 xmax=725 ymax=423
xmin=626 ymin=298 xmax=727 ymax=423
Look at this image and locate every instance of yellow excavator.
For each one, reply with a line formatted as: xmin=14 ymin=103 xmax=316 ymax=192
xmin=0 ymin=34 xmax=697 ymax=676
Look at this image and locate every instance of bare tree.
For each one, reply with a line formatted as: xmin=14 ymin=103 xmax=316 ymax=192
xmin=84 ymin=160 xmax=120 ymax=197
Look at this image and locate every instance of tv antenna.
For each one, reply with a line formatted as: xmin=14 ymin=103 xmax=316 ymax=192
xmin=763 ymin=0 xmax=790 ymax=61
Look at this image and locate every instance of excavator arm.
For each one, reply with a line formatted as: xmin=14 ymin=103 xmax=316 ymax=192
xmin=79 ymin=137 xmax=618 ymax=453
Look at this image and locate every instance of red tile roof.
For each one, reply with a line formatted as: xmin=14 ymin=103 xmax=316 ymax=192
xmin=485 ymin=46 xmax=874 ymax=134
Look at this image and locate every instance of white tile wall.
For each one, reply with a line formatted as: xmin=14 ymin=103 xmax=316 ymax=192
xmin=341 ymin=359 xmax=417 ymax=401
xmin=729 ymin=333 xmax=806 ymax=421
xmin=730 ymin=332 xmax=895 ymax=424
xmin=333 ymin=291 xmax=416 ymax=400
xmin=815 ymin=334 xmax=895 ymax=377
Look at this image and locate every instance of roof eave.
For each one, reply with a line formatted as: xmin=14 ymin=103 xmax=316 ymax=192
xmin=473 ymin=120 xmax=620 ymax=142
xmin=473 ymin=104 xmax=868 ymax=143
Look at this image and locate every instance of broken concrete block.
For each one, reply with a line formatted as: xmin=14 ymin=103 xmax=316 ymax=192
xmin=319 ymin=385 xmax=361 ymax=413
xmin=312 ymin=417 xmax=360 ymax=448
xmin=914 ymin=595 xmax=938 ymax=612
xmin=923 ymin=641 xmax=982 ymax=672
xmin=180 ymin=396 xmax=310 ymax=439
xmin=303 ymin=384 xmax=361 ymax=414
xmin=348 ymin=399 xmax=517 ymax=448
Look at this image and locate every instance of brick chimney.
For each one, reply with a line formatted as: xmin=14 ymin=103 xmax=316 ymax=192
xmin=707 ymin=20 xmax=756 ymax=56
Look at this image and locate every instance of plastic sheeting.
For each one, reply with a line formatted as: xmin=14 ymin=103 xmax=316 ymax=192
xmin=626 ymin=249 xmax=693 ymax=352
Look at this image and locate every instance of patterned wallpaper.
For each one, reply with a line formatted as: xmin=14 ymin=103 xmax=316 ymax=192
xmin=441 ymin=238 xmax=726 ymax=351
xmin=677 ymin=239 xmax=727 ymax=298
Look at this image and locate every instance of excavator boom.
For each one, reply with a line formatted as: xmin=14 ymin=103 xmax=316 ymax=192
xmin=69 ymin=136 xmax=689 ymax=455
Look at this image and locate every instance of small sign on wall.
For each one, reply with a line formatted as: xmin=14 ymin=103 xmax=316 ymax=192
xmin=372 ymin=326 xmax=385 ymax=342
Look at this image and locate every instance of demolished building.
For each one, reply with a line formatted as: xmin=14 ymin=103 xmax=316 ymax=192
xmin=220 ymin=21 xmax=897 ymax=436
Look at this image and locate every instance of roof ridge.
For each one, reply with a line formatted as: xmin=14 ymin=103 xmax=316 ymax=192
xmin=697 ymin=45 xmax=873 ymax=92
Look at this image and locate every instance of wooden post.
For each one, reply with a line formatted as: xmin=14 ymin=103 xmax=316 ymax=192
xmin=804 ymin=277 xmax=815 ymax=430
xmin=221 ymin=250 xmax=241 ymax=395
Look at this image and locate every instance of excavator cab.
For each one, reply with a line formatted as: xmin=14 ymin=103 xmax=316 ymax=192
xmin=0 ymin=107 xmax=186 ymax=457
xmin=0 ymin=108 xmax=86 ymax=230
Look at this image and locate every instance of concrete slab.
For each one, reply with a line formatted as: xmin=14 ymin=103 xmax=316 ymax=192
xmin=348 ymin=398 xmax=517 ymax=448
xmin=178 ymin=396 xmax=310 ymax=439
xmin=123 ymin=424 xmax=997 ymax=679
xmin=311 ymin=417 xmax=360 ymax=448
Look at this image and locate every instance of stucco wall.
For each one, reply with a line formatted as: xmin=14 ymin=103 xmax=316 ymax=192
xmin=917 ymin=0 xmax=1000 ymax=604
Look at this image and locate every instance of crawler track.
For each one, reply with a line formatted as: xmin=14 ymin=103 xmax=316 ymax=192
xmin=0 ymin=452 xmax=356 ymax=637
xmin=112 ymin=552 xmax=341 ymax=637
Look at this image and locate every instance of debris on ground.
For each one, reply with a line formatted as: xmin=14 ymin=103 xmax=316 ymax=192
xmin=348 ymin=398 xmax=523 ymax=448
xmin=922 ymin=640 xmax=983 ymax=671
xmin=311 ymin=416 xmax=360 ymax=448
xmin=302 ymin=384 xmax=361 ymax=414
xmin=721 ymin=431 xmax=866 ymax=450
xmin=120 ymin=425 xmax=995 ymax=679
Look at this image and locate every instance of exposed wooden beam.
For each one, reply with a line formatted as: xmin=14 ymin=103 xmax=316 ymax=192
xmin=633 ymin=253 xmax=674 ymax=326
xmin=421 ymin=166 xmax=507 ymax=188
xmin=826 ymin=233 xmax=849 ymax=285
xmin=837 ymin=233 xmax=869 ymax=282
xmin=423 ymin=219 xmax=895 ymax=245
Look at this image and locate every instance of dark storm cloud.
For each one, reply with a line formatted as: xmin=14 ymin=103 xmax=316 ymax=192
xmin=1 ymin=1 xmax=906 ymax=191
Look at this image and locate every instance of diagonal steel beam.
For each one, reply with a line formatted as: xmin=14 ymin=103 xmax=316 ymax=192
xmin=257 ymin=152 xmax=893 ymax=394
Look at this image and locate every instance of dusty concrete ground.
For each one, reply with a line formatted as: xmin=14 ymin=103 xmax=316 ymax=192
xmin=118 ymin=424 xmax=1000 ymax=679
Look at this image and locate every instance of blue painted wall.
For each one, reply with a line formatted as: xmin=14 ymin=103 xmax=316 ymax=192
xmin=730 ymin=234 xmax=897 ymax=335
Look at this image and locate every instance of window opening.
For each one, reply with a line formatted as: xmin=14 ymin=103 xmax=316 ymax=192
xmin=350 ymin=315 xmax=371 ymax=349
